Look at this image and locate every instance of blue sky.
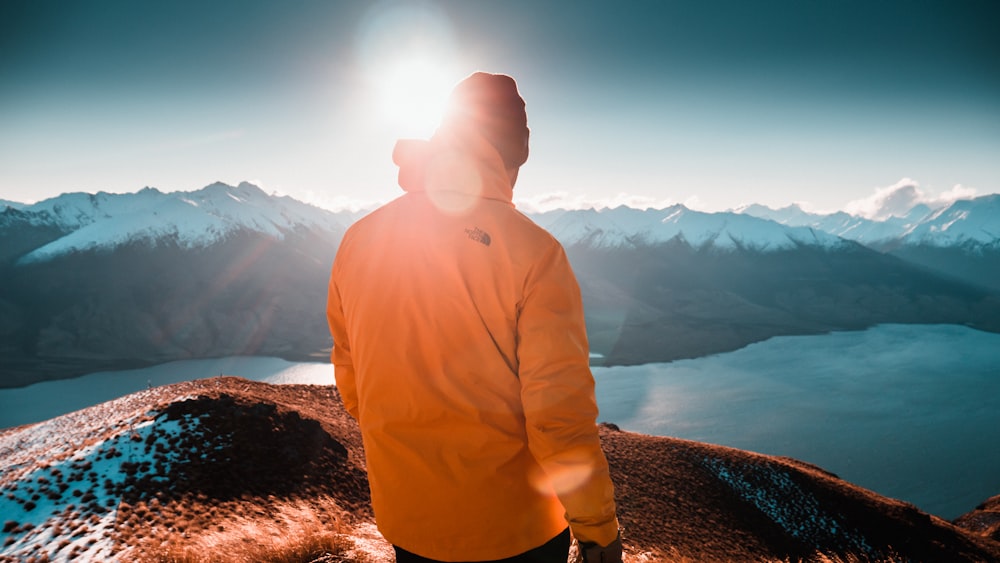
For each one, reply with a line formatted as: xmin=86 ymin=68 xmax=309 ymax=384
xmin=1 ymin=0 xmax=998 ymax=214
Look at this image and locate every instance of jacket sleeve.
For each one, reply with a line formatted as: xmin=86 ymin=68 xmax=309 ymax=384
xmin=327 ymin=251 xmax=360 ymax=420
xmin=517 ymin=241 xmax=620 ymax=547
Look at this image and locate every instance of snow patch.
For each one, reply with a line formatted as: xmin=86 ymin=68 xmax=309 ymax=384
xmin=16 ymin=182 xmax=346 ymax=263
xmin=534 ymin=205 xmax=848 ymax=251
xmin=906 ymin=196 xmax=1000 ymax=246
xmin=0 ymin=407 xmax=194 ymax=562
xmin=702 ymin=456 xmax=873 ymax=554
xmin=738 ymin=193 xmax=999 ymax=247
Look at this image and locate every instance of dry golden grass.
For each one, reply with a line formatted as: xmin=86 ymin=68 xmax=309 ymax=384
xmin=131 ymin=498 xmax=383 ymax=563
xmin=605 ymin=551 xmax=911 ymax=563
xmin=142 ymin=537 xmax=913 ymax=563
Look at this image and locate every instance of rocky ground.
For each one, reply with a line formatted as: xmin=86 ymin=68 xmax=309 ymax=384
xmin=1 ymin=377 xmax=997 ymax=562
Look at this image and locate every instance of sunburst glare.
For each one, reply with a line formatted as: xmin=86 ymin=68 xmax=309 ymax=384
xmin=375 ymin=58 xmax=458 ymax=138
xmin=355 ymin=2 xmax=464 ymax=139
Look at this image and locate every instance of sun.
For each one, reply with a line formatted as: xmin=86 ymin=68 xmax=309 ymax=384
xmin=374 ymin=58 xmax=458 ymax=138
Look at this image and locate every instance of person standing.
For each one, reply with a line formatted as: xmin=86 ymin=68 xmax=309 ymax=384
xmin=327 ymin=72 xmax=622 ymax=563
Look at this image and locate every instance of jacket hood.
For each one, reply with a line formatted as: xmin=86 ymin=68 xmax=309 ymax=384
xmin=392 ymin=124 xmax=515 ymax=206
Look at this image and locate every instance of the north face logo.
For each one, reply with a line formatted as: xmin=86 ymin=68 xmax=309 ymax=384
xmin=465 ymin=227 xmax=491 ymax=246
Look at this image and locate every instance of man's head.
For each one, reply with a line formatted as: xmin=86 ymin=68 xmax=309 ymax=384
xmin=442 ymin=72 xmax=529 ymax=171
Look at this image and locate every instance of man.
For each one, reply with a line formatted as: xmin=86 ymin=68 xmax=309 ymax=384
xmin=327 ymin=72 xmax=622 ymax=563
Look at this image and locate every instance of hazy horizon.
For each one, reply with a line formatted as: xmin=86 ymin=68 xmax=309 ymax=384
xmin=3 ymin=176 xmax=990 ymax=219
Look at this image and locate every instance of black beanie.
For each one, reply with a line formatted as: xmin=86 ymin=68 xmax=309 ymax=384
xmin=443 ymin=72 xmax=530 ymax=169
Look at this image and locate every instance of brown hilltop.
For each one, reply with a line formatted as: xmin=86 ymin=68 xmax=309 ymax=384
xmin=601 ymin=426 xmax=1000 ymax=562
xmin=955 ymin=494 xmax=1000 ymax=544
xmin=1 ymin=376 xmax=998 ymax=562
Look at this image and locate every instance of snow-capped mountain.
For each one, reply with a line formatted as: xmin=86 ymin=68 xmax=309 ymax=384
xmin=734 ymin=195 xmax=1000 ymax=292
xmin=11 ymin=182 xmax=347 ymax=263
xmin=521 ymin=197 xmax=999 ymax=365
xmin=533 ymin=193 xmax=999 ymax=254
xmin=8 ymin=184 xmax=996 ymax=262
xmin=531 ymin=205 xmax=848 ymax=251
xmin=734 ymin=203 xmax=929 ymax=245
xmin=736 ymin=195 xmax=1000 ymax=249
xmin=2 ymin=182 xmax=999 ymax=386
xmin=901 ymin=194 xmax=1000 ymax=247
xmin=1 ymin=183 xmax=353 ymax=387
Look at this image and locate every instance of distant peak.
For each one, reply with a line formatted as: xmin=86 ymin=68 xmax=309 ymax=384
xmin=235 ymin=182 xmax=267 ymax=197
xmin=733 ymin=203 xmax=772 ymax=213
xmin=198 ymin=181 xmax=268 ymax=200
xmin=0 ymin=198 xmax=27 ymax=210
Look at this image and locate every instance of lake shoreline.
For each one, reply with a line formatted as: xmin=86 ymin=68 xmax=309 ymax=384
xmin=2 ymin=323 xmax=998 ymax=520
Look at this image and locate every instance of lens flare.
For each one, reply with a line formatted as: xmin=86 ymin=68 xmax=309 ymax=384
xmin=530 ymin=446 xmax=596 ymax=497
xmin=425 ymin=149 xmax=482 ymax=215
xmin=376 ymin=59 xmax=457 ymax=137
xmin=355 ymin=2 xmax=465 ymax=138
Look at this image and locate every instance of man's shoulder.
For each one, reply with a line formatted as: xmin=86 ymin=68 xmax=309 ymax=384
xmin=343 ymin=196 xmax=407 ymax=234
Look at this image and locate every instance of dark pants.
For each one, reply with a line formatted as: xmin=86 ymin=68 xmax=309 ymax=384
xmin=394 ymin=528 xmax=571 ymax=563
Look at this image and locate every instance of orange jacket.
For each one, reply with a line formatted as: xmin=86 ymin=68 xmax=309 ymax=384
xmin=327 ymin=125 xmax=619 ymax=561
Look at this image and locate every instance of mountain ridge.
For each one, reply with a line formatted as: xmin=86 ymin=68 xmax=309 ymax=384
xmin=8 ymin=182 xmax=347 ymax=264
xmin=2 ymin=182 xmax=999 ymax=386
xmin=531 ymin=204 xmax=850 ymax=252
xmin=734 ymin=195 xmax=1000 ymax=293
xmin=9 ymin=182 xmax=1000 ymax=260
xmin=1 ymin=377 xmax=998 ymax=562
xmin=736 ymin=194 xmax=1000 ymax=249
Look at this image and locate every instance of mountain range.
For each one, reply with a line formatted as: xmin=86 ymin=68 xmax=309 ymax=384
xmin=2 ymin=182 xmax=999 ymax=386
xmin=737 ymin=197 xmax=1000 ymax=293
xmin=1 ymin=376 xmax=998 ymax=561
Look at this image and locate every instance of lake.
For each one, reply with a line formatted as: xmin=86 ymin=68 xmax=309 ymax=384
xmin=592 ymin=323 xmax=1000 ymax=520
xmin=1 ymin=324 xmax=997 ymax=520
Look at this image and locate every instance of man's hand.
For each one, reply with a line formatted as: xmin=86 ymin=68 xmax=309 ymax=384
xmin=580 ymin=533 xmax=623 ymax=563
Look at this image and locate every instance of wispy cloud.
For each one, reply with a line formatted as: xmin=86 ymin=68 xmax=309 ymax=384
xmin=843 ymin=179 xmax=978 ymax=219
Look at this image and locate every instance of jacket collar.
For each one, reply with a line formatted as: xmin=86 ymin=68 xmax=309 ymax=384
xmin=392 ymin=124 xmax=514 ymax=205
